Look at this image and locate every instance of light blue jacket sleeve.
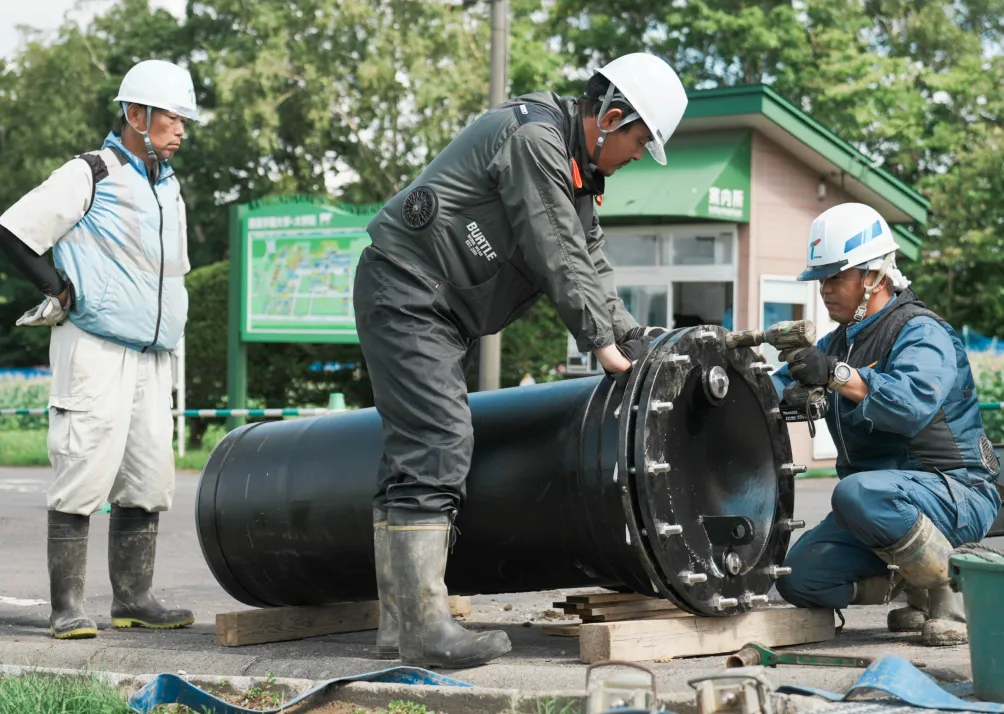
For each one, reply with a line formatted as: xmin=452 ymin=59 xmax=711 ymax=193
xmin=847 ymin=317 xmax=956 ymax=437
xmin=769 ymin=331 xmax=833 ymax=400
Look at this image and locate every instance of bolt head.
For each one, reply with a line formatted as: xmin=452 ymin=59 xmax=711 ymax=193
xmin=723 ymin=551 xmax=743 ymax=575
xmin=656 ymin=522 xmax=683 ymax=536
xmin=768 ymin=565 xmax=792 ymax=579
xmin=707 ymin=365 xmax=729 ymax=400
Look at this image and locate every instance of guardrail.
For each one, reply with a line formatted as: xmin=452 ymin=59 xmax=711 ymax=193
xmin=1 ymin=408 xmax=335 ymax=418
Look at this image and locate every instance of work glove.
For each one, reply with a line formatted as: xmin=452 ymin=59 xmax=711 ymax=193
xmin=618 ymin=326 xmax=668 ymax=344
xmin=605 ymin=336 xmax=655 ymax=386
xmin=779 ymin=345 xmax=836 ymax=388
xmin=16 ymin=293 xmax=70 ymax=327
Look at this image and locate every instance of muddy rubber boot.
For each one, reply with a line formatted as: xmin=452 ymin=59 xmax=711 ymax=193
xmin=873 ymin=513 xmax=966 ymax=647
xmin=888 ymin=585 xmax=928 ymax=633
xmin=851 ymin=573 xmax=905 ymax=605
xmin=108 ymin=506 xmax=195 ymax=629
xmin=388 ymin=509 xmax=511 ymax=668
xmin=922 ymin=586 xmax=967 ymax=646
xmin=47 ymin=510 xmax=97 ymax=639
xmin=373 ymin=508 xmax=399 ymax=659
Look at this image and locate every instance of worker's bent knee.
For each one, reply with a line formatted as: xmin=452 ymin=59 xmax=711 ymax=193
xmin=776 ymin=541 xmax=855 ymax=610
xmin=775 ymin=570 xmax=820 ymax=609
xmin=831 ymin=471 xmax=915 ymax=547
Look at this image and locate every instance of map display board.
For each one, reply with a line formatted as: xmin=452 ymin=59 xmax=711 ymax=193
xmin=237 ymin=197 xmax=382 ymax=343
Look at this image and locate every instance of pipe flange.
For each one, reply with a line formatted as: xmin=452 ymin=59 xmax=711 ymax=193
xmin=620 ymin=325 xmax=796 ymax=616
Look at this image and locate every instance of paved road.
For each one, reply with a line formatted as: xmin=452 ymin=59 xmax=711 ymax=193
xmin=0 ymin=467 xmax=994 ymax=697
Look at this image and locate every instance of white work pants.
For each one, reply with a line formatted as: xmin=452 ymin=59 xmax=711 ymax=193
xmin=46 ymin=321 xmax=176 ymax=515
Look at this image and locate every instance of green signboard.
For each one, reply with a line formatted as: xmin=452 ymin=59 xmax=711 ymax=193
xmin=234 ymin=197 xmax=381 ymax=344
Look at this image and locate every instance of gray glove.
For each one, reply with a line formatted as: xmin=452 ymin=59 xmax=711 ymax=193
xmin=16 ymin=294 xmax=69 ymax=327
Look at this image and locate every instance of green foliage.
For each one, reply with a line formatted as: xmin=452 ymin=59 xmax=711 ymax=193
xmin=970 ymin=353 xmax=1004 ymax=444
xmin=500 ymin=299 xmax=569 ymax=388
xmin=0 ymin=674 xmax=132 ymax=714
xmin=0 ymin=379 xmax=49 ymax=430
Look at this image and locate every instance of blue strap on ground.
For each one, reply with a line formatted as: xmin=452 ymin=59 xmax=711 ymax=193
xmin=777 ymin=655 xmax=1004 ymax=713
xmin=128 ymin=665 xmax=472 ymax=714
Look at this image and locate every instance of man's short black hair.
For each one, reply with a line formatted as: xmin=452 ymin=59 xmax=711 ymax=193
xmin=581 ymin=72 xmax=637 ymax=127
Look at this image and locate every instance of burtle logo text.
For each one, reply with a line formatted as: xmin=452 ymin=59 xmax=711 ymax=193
xmin=465 ymin=221 xmax=497 ymax=261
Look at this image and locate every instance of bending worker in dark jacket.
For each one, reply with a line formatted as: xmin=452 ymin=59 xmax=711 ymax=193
xmin=354 ymin=52 xmax=688 ymax=668
xmin=772 ymin=202 xmax=1001 ymax=647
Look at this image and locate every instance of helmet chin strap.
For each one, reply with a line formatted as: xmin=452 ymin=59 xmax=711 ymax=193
xmin=123 ymin=103 xmax=161 ymax=184
xmin=589 ymin=83 xmax=640 ymax=172
xmin=852 ymin=252 xmax=895 ymax=323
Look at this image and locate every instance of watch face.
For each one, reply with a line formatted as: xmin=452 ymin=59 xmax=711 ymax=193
xmin=835 ymin=364 xmax=852 ymax=381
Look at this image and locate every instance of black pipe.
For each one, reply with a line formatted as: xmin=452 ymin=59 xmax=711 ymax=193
xmin=196 ymin=325 xmax=798 ymax=616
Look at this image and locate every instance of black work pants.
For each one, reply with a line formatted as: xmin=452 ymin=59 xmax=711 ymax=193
xmin=353 ymin=248 xmax=477 ymax=513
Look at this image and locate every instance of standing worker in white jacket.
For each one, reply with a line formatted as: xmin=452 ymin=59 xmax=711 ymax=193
xmin=0 ymin=60 xmax=200 ymax=639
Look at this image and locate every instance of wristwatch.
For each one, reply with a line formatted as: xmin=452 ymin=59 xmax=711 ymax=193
xmin=829 ymin=362 xmax=853 ymax=390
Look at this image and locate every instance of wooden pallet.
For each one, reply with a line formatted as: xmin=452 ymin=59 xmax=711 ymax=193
xmin=546 ymin=591 xmax=836 ymax=663
xmin=216 ymin=595 xmax=472 ymax=647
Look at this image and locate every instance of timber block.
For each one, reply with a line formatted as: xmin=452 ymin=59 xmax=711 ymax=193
xmin=215 ymin=596 xmax=473 ymax=647
xmin=578 ymin=606 xmax=835 ymax=663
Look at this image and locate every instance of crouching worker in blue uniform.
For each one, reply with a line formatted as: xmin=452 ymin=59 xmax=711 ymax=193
xmin=772 ymin=202 xmax=1001 ymax=647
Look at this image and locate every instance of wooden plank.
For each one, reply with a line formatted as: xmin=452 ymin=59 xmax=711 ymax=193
xmin=579 ymin=599 xmax=679 ymax=616
xmin=449 ymin=596 xmax=472 ymax=618
xmin=586 ymin=610 xmax=694 ymax=622
xmin=216 ymin=602 xmax=380 ymax=647
xmin=565 ymin=592 xmax=653 ymax=605
xmin=578 ymin=607 xmax=835 ymax=663
xmin=541 ymin=624 xmax=581 ymax=637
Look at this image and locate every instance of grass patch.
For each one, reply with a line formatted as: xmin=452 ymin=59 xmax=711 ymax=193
xmin=798 ymin=468 xmax=837 ymax=479
xmin=534 ymin=698 xmax=581 ymax=714
xmin=0 ymin=428 xmax=219 ymax=471
xmin=0 ymin=429 xmax=49 ymax=467
xmin=0 ymin=674 xmax=132 ymax=714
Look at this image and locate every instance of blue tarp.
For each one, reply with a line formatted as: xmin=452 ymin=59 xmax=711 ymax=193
xmin=128 ymin=666 xmax=472 ymax=714
xmin=777 ymin=655 xmax=1004 ymax=713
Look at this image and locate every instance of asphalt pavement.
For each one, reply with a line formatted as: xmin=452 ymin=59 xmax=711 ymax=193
xmin=0 ymin=466 xmax=996 ymax=700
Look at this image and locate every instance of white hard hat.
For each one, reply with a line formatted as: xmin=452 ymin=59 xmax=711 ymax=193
xmin=114 ymin=59 xmax=201 ymax=122
xmin=593 ymin=53 xmax=688 ymax=165
xmin=797 ymin=203 xmax=900 ymax=282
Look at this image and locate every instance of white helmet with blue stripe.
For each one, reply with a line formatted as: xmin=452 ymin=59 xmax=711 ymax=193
xmin=798 ymin=202 xmax=909 ymax=322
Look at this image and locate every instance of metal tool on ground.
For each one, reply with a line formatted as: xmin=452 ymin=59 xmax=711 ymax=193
xmin=726 ymin=641 xmax=925 ymax=669
xmin=725 ymin=320 xmax=828 ymax=435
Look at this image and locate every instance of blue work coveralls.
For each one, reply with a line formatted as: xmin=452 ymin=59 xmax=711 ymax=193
xmin=770 ymin=293 xmax=1001 ymax=609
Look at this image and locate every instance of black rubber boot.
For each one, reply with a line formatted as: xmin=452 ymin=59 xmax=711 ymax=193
xmin=388 ymin=508 xmax=510 ymax=669
xmin=373 ymin=508 xmax=400 ymax=659
xmin=108 ymin=506 xmax=194 ymax=629
xmin=48 ymin=510 xmax=97 ymax=639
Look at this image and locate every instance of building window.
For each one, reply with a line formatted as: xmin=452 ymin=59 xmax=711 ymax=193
xmin=758 ymin=277 xmax=814 ymax=367
xmin=617 ymin=285 xmax=668 ymax=327
xmin=603 ymin=225 xmax=738 ymax=330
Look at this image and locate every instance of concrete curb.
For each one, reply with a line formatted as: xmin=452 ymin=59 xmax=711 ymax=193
xmin=0 ymin=662 xmax=845 ymax=714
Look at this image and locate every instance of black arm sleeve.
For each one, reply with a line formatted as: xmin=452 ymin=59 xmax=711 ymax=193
xmin=0 ymin=225 xmax=66 ymax=296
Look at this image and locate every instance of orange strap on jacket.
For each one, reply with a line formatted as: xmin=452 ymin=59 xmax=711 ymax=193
xmin=571 ymin=158 xmax=583 ymax=189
